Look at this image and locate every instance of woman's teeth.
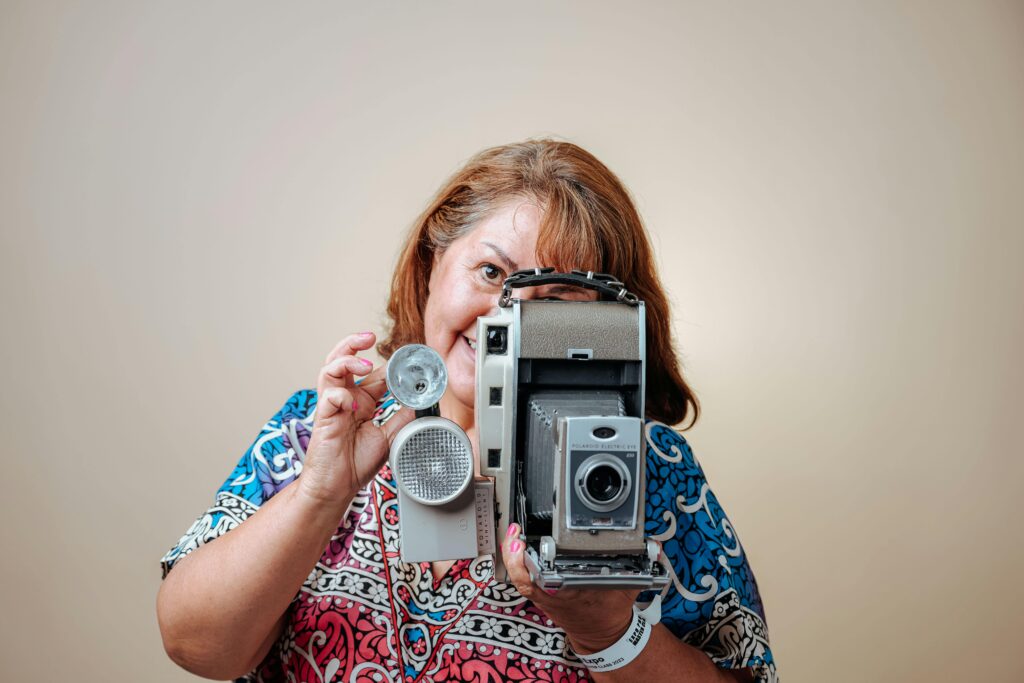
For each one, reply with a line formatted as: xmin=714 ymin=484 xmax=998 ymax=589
xmin=464 ymin=336 xmax=477 ymax=350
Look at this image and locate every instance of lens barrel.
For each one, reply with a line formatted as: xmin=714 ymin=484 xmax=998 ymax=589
xmin=575 ymin=454 xmax=631 ymax=512
xmin=585 ymin=465 xmax=622 ymax=502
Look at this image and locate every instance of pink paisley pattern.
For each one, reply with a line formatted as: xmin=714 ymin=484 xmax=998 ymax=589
xmin=238 ymin=456 xmax=592 ymax=683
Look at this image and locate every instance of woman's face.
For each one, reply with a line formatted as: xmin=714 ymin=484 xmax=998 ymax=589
xmin=423 ymin=200 xmax=596 ymax=417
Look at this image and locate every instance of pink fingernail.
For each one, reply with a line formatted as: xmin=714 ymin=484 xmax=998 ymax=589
xmin=507 ymin=524 xmax=520 ymax=539
xmin=544 ymin=588 xmax=559 ymax=595
xmin=510 ymin=540 xmax=522 ymax=553
xmin=358 ymin=331 xmax=374 ymax=337
xmin=352 ymin=400 xmax=358 ymax=411
xmin=360 ymin=358 xmax=373 ymax=367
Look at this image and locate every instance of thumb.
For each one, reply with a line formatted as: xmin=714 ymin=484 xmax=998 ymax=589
xmin=381 ymin=407 xmax=416 ymax=444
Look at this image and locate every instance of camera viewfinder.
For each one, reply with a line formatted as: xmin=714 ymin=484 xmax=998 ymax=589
xmin=486 ymin=326 xmax=508 ymax=355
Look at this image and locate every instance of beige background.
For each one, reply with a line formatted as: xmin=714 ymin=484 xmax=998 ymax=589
xmin=2 ymin=1 xmax=1022 ymax=681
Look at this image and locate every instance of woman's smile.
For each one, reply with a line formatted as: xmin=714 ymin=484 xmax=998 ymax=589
xmin=422 ymin=201 xmax=543 ymax=421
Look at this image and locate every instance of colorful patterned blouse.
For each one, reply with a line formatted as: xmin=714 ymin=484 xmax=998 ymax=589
xmin=161 ymin=389 xmax=778 ymax=682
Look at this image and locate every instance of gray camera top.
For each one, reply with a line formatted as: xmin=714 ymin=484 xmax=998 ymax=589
xmin=518 ymin=300 xmax=643 ymax=361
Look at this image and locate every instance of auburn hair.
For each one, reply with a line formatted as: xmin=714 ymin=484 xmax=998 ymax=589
xmin=378 ymin=139 xmax=699 ymax=428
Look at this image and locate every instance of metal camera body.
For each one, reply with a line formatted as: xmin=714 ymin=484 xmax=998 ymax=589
xmin=476 ymin=269 xmax=668 ymax=590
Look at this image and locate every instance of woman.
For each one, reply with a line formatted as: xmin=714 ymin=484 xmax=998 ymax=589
xmin=157 ymin=140 xmax=777 ymax=682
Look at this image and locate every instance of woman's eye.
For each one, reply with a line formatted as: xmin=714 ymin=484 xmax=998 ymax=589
xmin=480 ymin=263 xmax=505 ymax=283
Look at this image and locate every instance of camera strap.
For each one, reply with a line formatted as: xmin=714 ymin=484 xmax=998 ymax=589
xmin=574 ymin=594 xmax=662 ymax=672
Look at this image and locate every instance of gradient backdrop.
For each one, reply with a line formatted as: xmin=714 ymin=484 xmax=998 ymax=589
xmin=2 ymin=2 xmax=1022 ymax=681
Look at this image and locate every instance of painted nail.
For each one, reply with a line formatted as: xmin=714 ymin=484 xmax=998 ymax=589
xmin=507 ymin=524 xmax=520 ymax=539
xmin=358 ymin=331 xmax=374 ymax=337
xmin=359 ymin=358 xmax=373 ymax=367
xmin=352 ymin=400 xmax=358 ymax=411
xmin=544 ymin=588 xmax=559 ymax=596
xmin=510 ymin=540 xmax=522 ymax=553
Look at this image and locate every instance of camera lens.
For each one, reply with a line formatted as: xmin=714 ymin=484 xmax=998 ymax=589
xmin=585 ymin=465 xmax=622 ymax=502
xmin=574 ymin=454 xmax=632 ymax=513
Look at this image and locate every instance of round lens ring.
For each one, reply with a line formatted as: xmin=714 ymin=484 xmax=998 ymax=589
xmin=585 ymin=465 xmax=622 ymax=502
xmin=574 ymin=454 xmax=632 ymax=513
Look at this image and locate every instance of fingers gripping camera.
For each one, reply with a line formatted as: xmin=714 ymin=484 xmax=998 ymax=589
xmin=476 ymin=270 xmax=669 ymax=590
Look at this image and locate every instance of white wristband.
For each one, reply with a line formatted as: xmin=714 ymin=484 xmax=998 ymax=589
xmin=574 ymin=595 xmax=662 ymax=673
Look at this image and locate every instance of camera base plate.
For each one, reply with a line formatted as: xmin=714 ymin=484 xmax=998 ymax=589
xmin=523 ymin=545 xmax=670 ymax=591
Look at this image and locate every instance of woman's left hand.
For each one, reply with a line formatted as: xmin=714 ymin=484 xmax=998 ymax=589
xmin=501 ymin=524 xmax=641 ymax=653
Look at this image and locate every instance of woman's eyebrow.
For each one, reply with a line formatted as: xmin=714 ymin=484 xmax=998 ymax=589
xmin=480 ymin=241 xmax=520 ymax=273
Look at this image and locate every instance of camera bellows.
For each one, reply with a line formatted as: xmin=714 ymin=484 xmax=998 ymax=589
xmin=524 ymin=391 xmax=625 ymax=521
xmin=392 ymin=418 xmax=473 ymax=506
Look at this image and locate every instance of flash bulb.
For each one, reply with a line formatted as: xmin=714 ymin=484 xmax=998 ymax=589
xmin=386 ymin=344 xmax=448 ymax=410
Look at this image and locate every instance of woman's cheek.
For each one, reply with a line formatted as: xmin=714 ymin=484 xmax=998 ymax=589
xmin=449 ymin=281 xmax=490 ymax=333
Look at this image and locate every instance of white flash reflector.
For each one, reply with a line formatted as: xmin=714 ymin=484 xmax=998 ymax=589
xmin=391 ymin=417 xmax=473 ymax=506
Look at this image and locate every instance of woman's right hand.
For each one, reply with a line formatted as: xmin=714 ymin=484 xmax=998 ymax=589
xmin=158 ymin=331 xmax=413 ymax=678
xmin=297 ymin=331 xmax=414 ymax=507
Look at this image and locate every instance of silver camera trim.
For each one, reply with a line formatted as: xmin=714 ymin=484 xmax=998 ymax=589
xmin=573 ymin=453 xmax=633 ymax=514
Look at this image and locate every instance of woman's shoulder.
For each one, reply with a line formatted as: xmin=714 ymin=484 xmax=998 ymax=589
xmin=641 ymin=421 xmax=776 ymax=680
xmin=642 ymin=419 xmax=706 ymax=481
xmin=267 ymin=388 xmax=318 ymax=425
xmin=641 ymin=419 xmax=726 ymax=536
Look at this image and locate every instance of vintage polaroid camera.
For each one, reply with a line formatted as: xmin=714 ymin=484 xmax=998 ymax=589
xmin=476 ymin=269 xmax=669 ymax=590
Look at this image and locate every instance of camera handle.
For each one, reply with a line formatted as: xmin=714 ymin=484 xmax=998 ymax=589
xmin=499 ymin=268 xmax=640 ymax=308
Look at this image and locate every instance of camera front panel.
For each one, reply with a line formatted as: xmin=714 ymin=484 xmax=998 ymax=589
xmin=561 ymin=416 xmax=642 ymax=531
